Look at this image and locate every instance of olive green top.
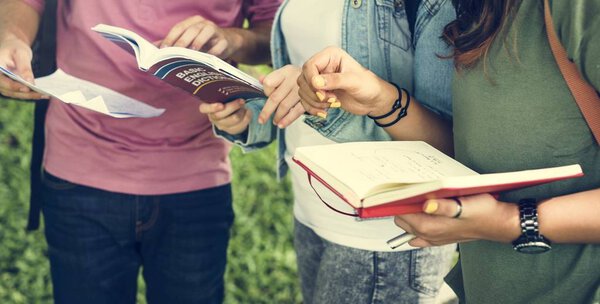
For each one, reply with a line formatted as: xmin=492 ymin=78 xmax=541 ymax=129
xmin=446 ymin=0 xmax=600 ymax=303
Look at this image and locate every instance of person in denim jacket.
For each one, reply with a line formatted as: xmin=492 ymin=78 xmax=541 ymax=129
xmin=202 ymin=0 xmax=456 ymax=302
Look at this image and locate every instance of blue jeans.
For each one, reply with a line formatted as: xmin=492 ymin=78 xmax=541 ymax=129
xmin=294 ymin=220 xmax=454 ymax=304
xmin=41 ymin=171 xmax=234 ymax=304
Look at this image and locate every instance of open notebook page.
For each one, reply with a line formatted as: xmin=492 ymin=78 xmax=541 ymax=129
xmin=294 ymin=141 xmax=478 ymax=199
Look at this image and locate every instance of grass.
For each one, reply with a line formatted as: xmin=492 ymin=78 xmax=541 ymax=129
xmin=0 ymin=64 xmax=302 ymax=303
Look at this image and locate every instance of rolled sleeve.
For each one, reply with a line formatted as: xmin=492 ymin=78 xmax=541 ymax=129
xmin=21 ymin=0 xmax=45 ymax=15
xmin=243 ymin=0 xmax=282 ymax=24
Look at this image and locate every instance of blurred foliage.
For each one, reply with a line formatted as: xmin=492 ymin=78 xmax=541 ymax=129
xmin=0 ymin=101 xmax=53 ymax=303
xmin=0 ymin=64 xmax=302 ymax=303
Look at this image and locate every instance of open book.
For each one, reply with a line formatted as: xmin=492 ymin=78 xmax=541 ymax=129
xmin=292 ymin=141 xmax=583 ymax=218
xmin=92 ymin=24 xmax=265 ymax=103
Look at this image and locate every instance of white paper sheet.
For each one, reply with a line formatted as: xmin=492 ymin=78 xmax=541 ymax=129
xmin=0 ymin=66 xmax=164 ymax=118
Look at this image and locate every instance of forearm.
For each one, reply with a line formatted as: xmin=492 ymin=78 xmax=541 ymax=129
xmin=224 ymin=20 xmax=272 ymax=65
xmin=0 ymin=0 xmax=41 ymax=45
xmin=373 ymin=80 xmax=454 ymax=156
xmin=486 ymin=188 xmax=600 ymax=244
xmin=537 ymin=188 xmax=600 ymax=243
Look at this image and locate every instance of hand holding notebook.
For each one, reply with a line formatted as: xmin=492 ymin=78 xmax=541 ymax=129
xmin=292 ymin=141 xmax=583 ymax=219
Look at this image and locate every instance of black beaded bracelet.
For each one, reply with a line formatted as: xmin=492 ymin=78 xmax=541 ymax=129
xmin=368 ymin=82 xmax=410 ymax=128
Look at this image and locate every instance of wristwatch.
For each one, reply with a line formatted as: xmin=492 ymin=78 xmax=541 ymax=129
xmin=512 ymin=198 xmax=552 ymax=254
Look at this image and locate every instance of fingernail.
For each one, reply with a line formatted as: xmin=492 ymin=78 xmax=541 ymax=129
xmin=424 ymin=201 xmax=439 ymax=214
xmin=258 ymin=117 xmax=264 ymax=124
xmin=160 ymin=44 xmax=167 ymax=49
xmin=313 ymin=75 xmax=326 ymax=88
xmin=315 ymin=92 xmax=326 ymax=102
xmin=327 ymin=97 xmax=337 ymax=104
xmin=41 ymin=95 xmax=50 ymax=99
xmin=316 ymin=112 xmax=327 ymax=119
xmin=278 ymin=124 xmax=284 ymax=129
xmin=329 ymin=102 xmax=341 ymax=108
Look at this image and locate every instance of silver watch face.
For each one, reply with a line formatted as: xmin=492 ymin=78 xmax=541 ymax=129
xmin=514 ymin=241 xmax=552 ymax=254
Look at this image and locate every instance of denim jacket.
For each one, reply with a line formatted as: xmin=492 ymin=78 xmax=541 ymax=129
xmin=217 ymin=0 xmax=455 ymax=178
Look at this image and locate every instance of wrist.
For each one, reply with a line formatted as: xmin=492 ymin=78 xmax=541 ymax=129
xmin=1 ymin=28 xmax=33 ymax=46
xmin=0 ymin=32 xmax=18 ymax=46
xmin=367 ymin=81 xmax=410 ymax=128
xmin=368 ymin=80 xmax=399 ymax=118
xmin=478 ymin=201 xmax=521 ymax=243
xmin=223 ymin=28 xmax=245 ymax=61
xmin=501 ymin=202 xmax=522 ymax=243
xmin=512 ymin=198 xmax=552 ymax=253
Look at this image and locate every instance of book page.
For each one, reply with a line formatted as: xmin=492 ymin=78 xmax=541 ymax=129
xmin=25 ymin=69 xmax=164 ymax=118
xmin=294 ymin=141 xmax=477 ymax=198
xmin=91 ymin=24 xmax=158 ymax=68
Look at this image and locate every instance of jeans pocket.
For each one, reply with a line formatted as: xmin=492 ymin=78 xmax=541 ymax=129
xmin=42 ymin=170 xmax=79 ymax=191
xmin=409 ymin=247 xmax=450 ymax=296
xmin=375 ymin=0 xmax=410 ymax=50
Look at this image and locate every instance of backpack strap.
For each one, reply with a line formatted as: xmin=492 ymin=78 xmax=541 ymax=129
xmin=27 ymin=0 xmax=57 ymax=231
xmin=543 ymin=0 xmax=600 ymax=144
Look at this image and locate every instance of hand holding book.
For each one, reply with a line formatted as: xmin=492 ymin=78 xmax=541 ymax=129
xmin=158 ymin=15 xmax=239 ymax=60
xmin=199 ymin=98 xmax=251 ymax=136
xmin=199 ymin=65 xmax=305 ymax=136
xmin=0 ymin=35 xmax=48 ymax=100
xmin=92 ymin=24 xmax=265 ymax=104
xmin=393 ymin=193 xmax=522 ymax=247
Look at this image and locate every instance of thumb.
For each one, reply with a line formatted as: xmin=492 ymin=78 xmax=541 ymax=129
xmin=408 ymin=237 xmax=435 ymax=248
xmin=311 ymin=72 xmax=361 ymax=92
xmin=13 ymin=49 xmax=34 ymax=83
xmin=198 ymin=102 xmax=225 ymax=114
xmin=422 ymin=198 xmax=463 ymax=218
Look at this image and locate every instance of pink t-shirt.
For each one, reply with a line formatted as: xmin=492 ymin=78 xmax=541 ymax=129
xmin=24 ymin=0 xmax=281 ymax=194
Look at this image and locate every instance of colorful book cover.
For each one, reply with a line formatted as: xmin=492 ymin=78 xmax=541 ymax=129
xmin=147 ymin=58 xmax=265 ymax=102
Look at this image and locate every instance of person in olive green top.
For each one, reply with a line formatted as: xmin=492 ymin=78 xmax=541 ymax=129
xmin=295 ymin=0 xmax=599 ymax=303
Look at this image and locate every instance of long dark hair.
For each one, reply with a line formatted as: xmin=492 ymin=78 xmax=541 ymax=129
xmin=443 ymin=0 xmax=520 ymax=69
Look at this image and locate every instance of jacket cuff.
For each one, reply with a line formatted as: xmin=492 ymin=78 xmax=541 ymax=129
xmin=213 ymin=97 xmax=276 ymax=152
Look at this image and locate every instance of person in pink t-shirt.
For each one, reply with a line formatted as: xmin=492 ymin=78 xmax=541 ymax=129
xmin=0 ymin=0 xmax=280 ymax=303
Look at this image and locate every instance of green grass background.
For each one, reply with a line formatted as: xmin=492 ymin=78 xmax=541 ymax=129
xmin=0 ymin=65 xmax=302 ymax=303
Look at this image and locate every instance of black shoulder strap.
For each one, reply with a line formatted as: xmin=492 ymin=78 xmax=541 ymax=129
xmin=405 ymin=0 xmax=422 ymax=41
xmin=27 ymin=0 xmax=57 ymax=231
xmin=32 ymin=1 xmax=57 ymax=77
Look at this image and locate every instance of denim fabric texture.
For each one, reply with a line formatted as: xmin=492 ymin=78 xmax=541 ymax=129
xmin=215 ymin=0 xmax=455 ymax=179
xmin=41 ymin=171 xmax=234 ymax=304
xmin=413 ymin=0 xmax=455 ymax=120
xmin=294 ymin=220 xmax=453 ymax=304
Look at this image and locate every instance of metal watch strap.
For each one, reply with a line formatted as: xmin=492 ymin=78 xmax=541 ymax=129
xmin=519 ymin=198 xmax=540 ymax=238
xmin=512 ymin=198 xmax=552 ymax=254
